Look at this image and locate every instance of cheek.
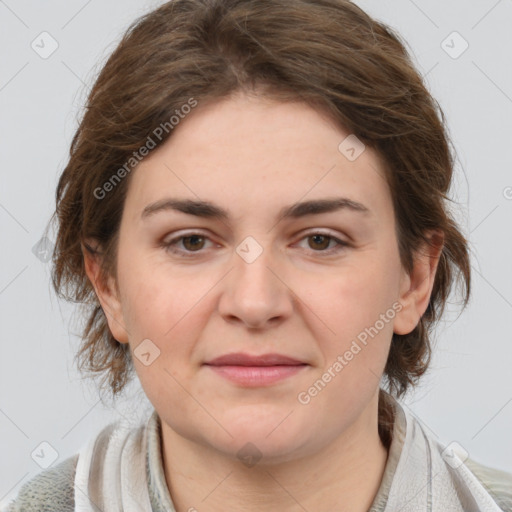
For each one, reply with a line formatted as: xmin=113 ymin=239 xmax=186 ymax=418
xmin=307 ymin=257 xmax=400 ymax=339
xmin=117 ymin=257 xmax=217 ymax=382
xmin=299 ymin=253 xmax=400 ymax=391
xmin=117 ymin=245 xmax=203 ymax=337
xmin=119 ymin=270 xmax=214 ymax=416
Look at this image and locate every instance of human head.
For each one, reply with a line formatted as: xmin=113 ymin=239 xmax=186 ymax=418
xmin=49 ymin=0 xmax=471 ymax=443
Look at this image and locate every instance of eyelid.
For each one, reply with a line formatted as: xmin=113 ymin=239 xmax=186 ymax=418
xmin=161 ymin=229 xmax=213 ymax=244
xmin=299 ymin=228 xmax=347 ymax=241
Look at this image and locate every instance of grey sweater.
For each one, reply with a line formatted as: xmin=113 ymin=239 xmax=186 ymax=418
xmin=3 ymin=406 xmax=512 ymax=511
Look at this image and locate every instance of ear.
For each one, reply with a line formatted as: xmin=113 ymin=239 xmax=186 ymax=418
xmin=82 ymin=239 xmax=129 ymax=344
xmin=394 ymin=230 xmax=444 ymax=335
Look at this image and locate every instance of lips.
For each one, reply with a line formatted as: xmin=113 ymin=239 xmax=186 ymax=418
xmin=204 ymin=352 xmax=306 ymax=367
xmin=203 ymin=353 xmax=308 ymax=387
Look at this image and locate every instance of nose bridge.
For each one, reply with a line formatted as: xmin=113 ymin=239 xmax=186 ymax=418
xmin=235 ymin=241 xmax=275 ymax=291
xmin=218 ymin=236 xmax=292 ymax=327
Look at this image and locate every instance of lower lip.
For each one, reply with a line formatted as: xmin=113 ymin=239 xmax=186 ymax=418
xmin=205 ymin=364 xmax=307 ymax=386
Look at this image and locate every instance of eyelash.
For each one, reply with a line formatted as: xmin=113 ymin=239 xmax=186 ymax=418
xmin=160 ymin=231 xmax=350 ymax=258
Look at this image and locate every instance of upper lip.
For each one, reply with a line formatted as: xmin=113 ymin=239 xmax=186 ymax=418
xmin=204 ymin=353 xmax=306 ymax=366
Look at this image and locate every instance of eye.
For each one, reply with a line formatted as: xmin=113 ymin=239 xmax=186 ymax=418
xmin=161 ymin=232 xmax=215 ymax=257
xmin=297 ymin=232 xmax=350 ymax=255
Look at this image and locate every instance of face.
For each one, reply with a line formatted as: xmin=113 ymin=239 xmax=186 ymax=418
xmin=89 ymin=92 xmax=433 ymax=464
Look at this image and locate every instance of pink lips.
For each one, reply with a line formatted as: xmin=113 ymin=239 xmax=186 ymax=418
xmin=204 ymin=353 xmax=308 ymax=387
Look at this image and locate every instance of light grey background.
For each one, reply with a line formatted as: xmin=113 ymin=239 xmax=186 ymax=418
xmin=1 ymin=0 xmax=511 ymax=506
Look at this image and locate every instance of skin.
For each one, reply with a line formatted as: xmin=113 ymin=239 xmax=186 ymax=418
xmin=84 ymin=91 xmax=442 ymax=512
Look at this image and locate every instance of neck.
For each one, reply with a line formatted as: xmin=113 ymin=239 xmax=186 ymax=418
xmin=160 ymin=391 xmax=390 ymax=512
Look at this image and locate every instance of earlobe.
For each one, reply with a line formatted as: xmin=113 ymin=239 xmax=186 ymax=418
xmin=393 ymin=230 xmax=444 ymax=336
xmin=82 ymin=240 xmax=129 ymax=344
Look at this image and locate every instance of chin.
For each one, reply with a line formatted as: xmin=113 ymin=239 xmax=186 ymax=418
xmin=207 ymin=414 xmax=315 ymax=465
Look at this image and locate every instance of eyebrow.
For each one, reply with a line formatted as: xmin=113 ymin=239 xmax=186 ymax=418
xmin=141 ymin=197 xmax=371 ymax=222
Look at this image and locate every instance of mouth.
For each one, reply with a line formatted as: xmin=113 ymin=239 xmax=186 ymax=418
xmin=203 ymin=352 xmax=309 ymax=387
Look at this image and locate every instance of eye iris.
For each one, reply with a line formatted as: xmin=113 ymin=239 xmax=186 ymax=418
xmin=309 ymin=234 xmax=330 ymax=250
xmin=183 ymin=235 xmax=205 ymax=251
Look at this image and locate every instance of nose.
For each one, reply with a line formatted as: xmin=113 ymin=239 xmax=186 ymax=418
xmin=217 ymin=243 xmax=294 ymax=329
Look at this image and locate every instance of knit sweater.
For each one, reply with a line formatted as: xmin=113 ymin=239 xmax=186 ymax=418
xmin=3 ymin=398 xmax=512 ymax=511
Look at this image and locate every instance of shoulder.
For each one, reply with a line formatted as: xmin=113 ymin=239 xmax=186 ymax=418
xmin=464 ymin=456 xmax=512 ymax=512
xmin=1 ymin=454 xmax=78 ymax=512
xmin=2 ymin=414 xmax=154 ymax=512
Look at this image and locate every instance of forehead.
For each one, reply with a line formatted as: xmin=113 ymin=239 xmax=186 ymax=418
xmin=123 ymin=94 xmax=392 ymax=224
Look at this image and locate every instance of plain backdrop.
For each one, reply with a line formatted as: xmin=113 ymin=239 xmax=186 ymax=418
xmin=1 ymin=0 xmax=511 ymax=506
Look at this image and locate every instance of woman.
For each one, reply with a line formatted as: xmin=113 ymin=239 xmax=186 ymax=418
xmin=4 ymin=0 xmax=511 ymax=511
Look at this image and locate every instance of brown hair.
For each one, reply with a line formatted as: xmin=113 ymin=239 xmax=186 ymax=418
xmin=48 ymin=0 xmax=471 ymax=444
